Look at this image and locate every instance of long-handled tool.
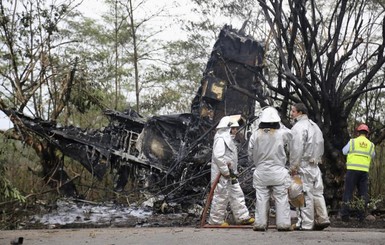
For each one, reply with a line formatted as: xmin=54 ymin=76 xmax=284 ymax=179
xmin=200 ymin=173 xmax=221 ymax=227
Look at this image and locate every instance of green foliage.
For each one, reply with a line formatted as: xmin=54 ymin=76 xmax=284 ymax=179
xmin=0 ymin=174 xmax=26 ymax=203
xmin=369 ymin=143 xmax=385 ymax=198
xmin=140 ymin=88 xmax=183 ymax=115
xmin=191 ymin=0 xmax=257 ymax=20
xmin=0 ymin=139 xmax=25 ymax=204
xmin=368 ymin=195 xmax=384 ymax=210
xmin=138 ymin=39 xmax=206 ymax=115
xmin=347 ymin=195 xmax=383 ymax=212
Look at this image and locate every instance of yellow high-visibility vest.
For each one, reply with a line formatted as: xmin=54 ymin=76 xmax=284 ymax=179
xmin=346 ymin=135 xmax=374 ymax=172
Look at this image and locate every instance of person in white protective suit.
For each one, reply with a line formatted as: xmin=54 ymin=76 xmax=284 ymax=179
xmin=290 ymin=103 xmax=331 ymax=230
xmin=248 ymin=106 xmax=293 ymax=231
xmin=208 ymin=115 xmax=255 ymax=226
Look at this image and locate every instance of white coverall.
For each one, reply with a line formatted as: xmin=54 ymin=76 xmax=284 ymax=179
xmin=290 ymin=115 xmax=330 ymax=230
xmin=208 ymin=127 xmax=251 ymax=225
xmin=248 ymin=127 xmax=292 ymax=230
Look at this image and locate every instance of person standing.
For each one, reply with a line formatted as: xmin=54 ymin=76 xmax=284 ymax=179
xmin=208 ymin=115 xmax=254 ymax=226
xmin=290 ymin=103 xmax=330 ymax=230
xmin=248 ymin=107 xmax=292 ymax=231
xmin=340 ymin=124 xmax=375 ymax=222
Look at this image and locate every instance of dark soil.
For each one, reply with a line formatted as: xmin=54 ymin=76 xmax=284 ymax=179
xmin=329 ymin=213 xmax=385 ymax=229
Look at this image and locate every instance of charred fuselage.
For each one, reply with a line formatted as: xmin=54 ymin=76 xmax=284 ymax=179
xmin=4 ymin=25 xmax=266 ymax=209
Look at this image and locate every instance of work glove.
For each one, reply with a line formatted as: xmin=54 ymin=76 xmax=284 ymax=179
xmin=228 ymin=168 xmax=238 ymax=184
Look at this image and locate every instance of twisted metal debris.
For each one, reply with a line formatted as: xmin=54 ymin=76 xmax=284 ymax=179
xmin=5 ymin=25 xmax=266 ymax=211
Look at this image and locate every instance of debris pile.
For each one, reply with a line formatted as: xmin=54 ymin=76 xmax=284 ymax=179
xmin=4 ymin=25 xmax=266 ymax=212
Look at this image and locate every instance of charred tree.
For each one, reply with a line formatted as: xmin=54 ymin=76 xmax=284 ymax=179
xmin=257 ymin=0 xmax=385 ymax=208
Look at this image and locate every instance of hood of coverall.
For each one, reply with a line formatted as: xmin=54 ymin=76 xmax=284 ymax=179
xmin=260 ymin=107 xmax=281 ymax=123
xmin=216 ymin=115 xmax=240 ymax=129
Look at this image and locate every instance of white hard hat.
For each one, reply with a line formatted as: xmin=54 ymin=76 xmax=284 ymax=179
xmin=217 ymin=116 xmax=231 ymax=129
xmin=260 ymin=107 xmax=281 ymax=123
xmin=230 ymin=121 xmax=239 ymax=127
xmin=216 ymin=115 xmax=240 ymax=129
xmin=229 ymin=114 xmax=241 ymax=126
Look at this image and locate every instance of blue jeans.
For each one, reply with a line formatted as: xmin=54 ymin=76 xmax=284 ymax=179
xmin=340 ymin=170 xmax=368 ymax=221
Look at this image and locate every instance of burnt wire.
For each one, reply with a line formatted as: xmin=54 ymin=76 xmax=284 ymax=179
xmin=153 ymin=167 xmax=211 ymax=200
xmin=111 ymin=162 xmax=210 ymax=198
xmin=134 ymin=121 xmax=219 ymax=193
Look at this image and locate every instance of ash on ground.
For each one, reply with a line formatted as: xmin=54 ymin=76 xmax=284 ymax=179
xmin=8 ymin=198 xmax=385 ymax=230
xmin=25 ymin=198 xmax=201 ymax=229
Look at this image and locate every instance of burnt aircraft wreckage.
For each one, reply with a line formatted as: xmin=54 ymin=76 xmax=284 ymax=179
xmin=4 ymin=25 xmax=266 ymax=212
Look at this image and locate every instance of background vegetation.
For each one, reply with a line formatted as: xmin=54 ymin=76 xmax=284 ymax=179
xmin=1 ymin=0 xmax=385 ymax=229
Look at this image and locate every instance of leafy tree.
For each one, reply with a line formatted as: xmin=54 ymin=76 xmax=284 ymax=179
xmin=101 ymin=0 xmax=189 ymax=115
xmin=0 ymin=0 xmax=108 ymax=197
xmin=62 ymin=13 xmax=131 ymax=115
xmin=0 ymin=147 xmax=26 ymax=203
xmin=0 ymin=0 xmax=205 ymax=201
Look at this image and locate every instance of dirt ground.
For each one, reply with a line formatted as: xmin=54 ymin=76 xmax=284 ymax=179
xmin=2 ymin=200 xmax=385 ymax=244
xmin=1 ymin=226 xmax=385 ymax=245
xmin=1 ymin=212 xmax=385 ymax=245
